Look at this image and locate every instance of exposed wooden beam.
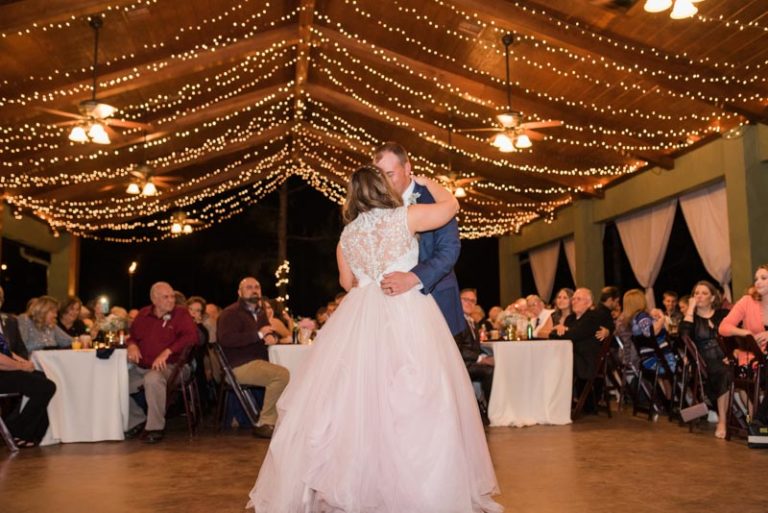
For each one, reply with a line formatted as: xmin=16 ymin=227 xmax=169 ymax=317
xmin=293 ymin=0 xmax=316 ymax=121
xmin=306 ymin=83 xmax=600 ymax=195
xmin=315 ymin=25 xmax=673 ymax=167
xmin=448 ymin=0 xmax=766 ymax=121
xmin=4 ymin=25 xmax=299 ymax=122
xmin=22 ymin=83 xmax=291 ymax=179
xmin=0 ymin=0 xmax=136 ymax=33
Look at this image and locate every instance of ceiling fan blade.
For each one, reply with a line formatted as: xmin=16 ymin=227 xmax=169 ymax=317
xmin=103 ymin=124 xmax=121 ymax=142
xmin=104 ymin=118 xmax=153 ymax=130
xmin=454 ymin=127 xmax=503 ymax=133
xmin=522 ymin=129 xmax=546 ymax=141
xmin=52 ymin=120 xmax=82 ymax=127
xmin=154 ymin=176 xmax=182 ymax=185
xmin=36 ymin=106 xmax=84 ymax=120
xmin=456 ymin=177 xmax=481 ymax=186
xmin=98 ymin=184 xmax=119 ymax=192
xmin=519 ymin=120 xmax=563 ymax=130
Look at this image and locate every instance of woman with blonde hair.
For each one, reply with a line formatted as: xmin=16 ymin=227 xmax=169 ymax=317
xmin=248 ymin=165 xmax=501 ymax=512
xmin=18 ymin=296 xmax=72 ymax=353
xmin=681 ymin=280 xmax=730 ymax=438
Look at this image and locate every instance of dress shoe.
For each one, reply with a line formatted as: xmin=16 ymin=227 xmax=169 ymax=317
xmin=124 ymin=423 xmax=146 ymax=439
xmin=252 ymin=424 xmax=274 ymax=439
xmin=143 ymin=430 xmax=165 ymax=444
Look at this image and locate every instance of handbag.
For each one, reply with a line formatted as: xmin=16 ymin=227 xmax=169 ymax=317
xmin=680 ymin=342 xmax=710 ymax=423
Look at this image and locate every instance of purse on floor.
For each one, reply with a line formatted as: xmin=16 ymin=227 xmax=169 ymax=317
xmin=680 ymin=343 xmax=710 ymax=423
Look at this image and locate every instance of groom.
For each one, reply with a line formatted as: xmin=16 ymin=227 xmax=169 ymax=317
xmin=374 ymin=142 xmax=466 ymax=337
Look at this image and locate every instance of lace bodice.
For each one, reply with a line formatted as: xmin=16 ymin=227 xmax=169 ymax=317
xmin=340 ymin=207 xmax=418 ymax=286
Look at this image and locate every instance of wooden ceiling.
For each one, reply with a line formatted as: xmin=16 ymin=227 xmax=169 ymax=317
xmin=0 ymin=0 xmax=766 ymax=240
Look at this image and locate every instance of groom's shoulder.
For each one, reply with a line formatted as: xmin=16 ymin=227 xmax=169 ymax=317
xmin=414 ymin=182 xmax=435 ymax=202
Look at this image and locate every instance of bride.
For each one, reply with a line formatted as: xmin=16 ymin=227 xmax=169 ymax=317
xmin=248 ymin=165 xmax=503 ymax=513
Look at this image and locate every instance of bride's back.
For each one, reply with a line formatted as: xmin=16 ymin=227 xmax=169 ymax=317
xmin=340 ymin=206 xmax=418 ymax=285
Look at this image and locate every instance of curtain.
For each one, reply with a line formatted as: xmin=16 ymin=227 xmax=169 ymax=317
xmin=529 ymin=241 xmax=561 ymax=303
xmin=679 ymin=182 xmax=732 ymax=301
xmin=615 ymin=199 xmax=677 ymax=309
xmin=563 ymin=237 xmax=576 ymax=283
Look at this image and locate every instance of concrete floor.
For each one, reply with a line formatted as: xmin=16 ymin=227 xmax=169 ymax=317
xmin=2 ymin=411 xmax=766 ymax=513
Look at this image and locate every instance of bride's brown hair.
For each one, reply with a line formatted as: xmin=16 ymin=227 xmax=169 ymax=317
xmin=342 ymin=165 xmax=403 ymax=224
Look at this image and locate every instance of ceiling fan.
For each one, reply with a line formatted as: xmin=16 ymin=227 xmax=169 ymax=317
xmin=98 ymin=133 xmax=180 ymax=195
xmin=38 ymin=15 xmax=151 ymax=145
xmin=455 ymin=33 xmax=563 ymax=152
xmin=436 ymin=119 xmax=480 ymax=198
xmin=170 ymin=210 xmax=202 ymax=235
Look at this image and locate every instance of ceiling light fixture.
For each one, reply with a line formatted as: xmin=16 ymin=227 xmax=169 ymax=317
xmin=645 ymin=0 xmax=702 ymax=19
xmin=141 ymin=181 xmax=158 ymax=196
xmin=126 ymin=182 xmax=141 ymax=195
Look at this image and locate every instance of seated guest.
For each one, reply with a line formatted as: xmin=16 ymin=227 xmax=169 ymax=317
xmin=471 ymin=304 xmax=493 ymax=335
xmin=263 ymin=298 xmax=293 ymax=344
xmin=315 ymin=306 xmax=329 ymax=328
xmin=458 ymin=288 xmax=494 ymax=414
xmin=218 ymin=277 xmax=290 ymax=439
xmin=550 ymin=288 xmax=574 ymax=329
xmin=18 ymin=296 xmax=71 ymax=352
xmin=662 ymin=290 xmax=682 ymax=334
xmin=678 ymin=295 xmax=690 ymax=317
xmin=622 ymin=289 xmax=674 ymax=399
xmin=526 ymin=294 xmax=554 ymax=338
xmin=595 ymin=286 xmax=620 ymax=341
xmin=0 ymin=286 xmax=56 ymax=447
xmin=86 ymin=299 xmax=107 ymax=338
xmin=126 ymin=282 xmax=198 ymax=443
xmin=186 ymin=296 xmax=210 ymax=346
xmin=681 ymin=280 xmax=730 ymax=439
xmin=204 ymin=303 xmax=220 ymax=343
xmin=57 ymin=296 xmax=88 ymax=337
xmin=186 ymin=296 xmax=214 ymax=411
xmin=487 ymin=306 xmax=503 ymax=331
xmin=719 ymin=265 xmax=768 ymax=428
xmin=550 ymin=288 xmax=603 ymax=400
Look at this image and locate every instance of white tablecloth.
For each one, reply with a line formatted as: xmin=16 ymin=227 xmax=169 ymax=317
xmin=484 ymin=340 xmax=573 ymax=428
xmin=32 ymin=349 xmax=129 ymax=445
xmin=268 ymin=344 xmax=312 ymax=380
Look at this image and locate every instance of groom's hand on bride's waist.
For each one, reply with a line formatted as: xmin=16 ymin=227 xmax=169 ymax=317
xmin=380 ymin=272 xmax=420 ymax=296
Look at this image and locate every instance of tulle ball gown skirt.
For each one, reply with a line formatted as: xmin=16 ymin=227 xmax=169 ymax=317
xmin=248 ymin=284 xmax=503 ymax=513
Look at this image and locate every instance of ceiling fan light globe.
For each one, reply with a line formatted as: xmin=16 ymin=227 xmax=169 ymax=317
xmin=126 ymin=183 xmax=141 ymax=195
xmin=644 ymin=0 xmax=672 ymax=12
xmin=454 ymin=186 xmax=467 ymax=198
xmin=171 ymin=222 xmax=182 ymax=234
xmin=141 ymin=181 xmax=158 ymax=196
xmin=182 ymin=224 xmax=193 ymax=234
xmin=496 ymin=112 xmax=518 ymax=128
xmin=670 ymin=0 xmax=697 ymax=18
xmin=93 ymin=103 xmax=117 ymax=119
xmin=88 ymin=123 xmax=110 ymax=144
xmin=491 ymin=132 xmax=513 ymax=149
xmin=68 ymin=125 xmax=89 ymax=143
xmin=514 ymin=133 xmax=533 ymax=149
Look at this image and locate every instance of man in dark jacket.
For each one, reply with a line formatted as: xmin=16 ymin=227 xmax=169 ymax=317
xmin=217 ymin=277 xmax=289 ymax=439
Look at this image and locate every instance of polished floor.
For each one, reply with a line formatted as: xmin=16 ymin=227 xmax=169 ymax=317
xmin=2 ymin=411 xmax=766 ymax=513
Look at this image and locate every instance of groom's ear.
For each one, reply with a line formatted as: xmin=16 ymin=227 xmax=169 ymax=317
xmin=405 ymin=161 xmax=412 ymax=176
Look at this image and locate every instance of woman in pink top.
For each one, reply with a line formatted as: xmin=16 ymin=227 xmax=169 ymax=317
xmin=718 ymin=264 xmax=768 ymax=351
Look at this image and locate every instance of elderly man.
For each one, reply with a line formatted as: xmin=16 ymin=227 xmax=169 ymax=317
xmin=526 ymin=294 xmax=554 ymax=338
xmin=217 ymin=277 xmax=289 ymax=439
xmin=551 ymin=288 xmax=603 ymax=382
xmin=126 ymin=281 xmax=198 ymax=443
xmin=458 ymin=288 xmax=493 ymax=423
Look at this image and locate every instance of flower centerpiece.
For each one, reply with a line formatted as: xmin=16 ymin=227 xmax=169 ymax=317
xmin=297 ymin=317 xmax=317 ymax=344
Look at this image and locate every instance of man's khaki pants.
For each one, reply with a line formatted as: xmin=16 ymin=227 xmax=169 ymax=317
xmin=232 ymin=359 xmax=289 ymax=426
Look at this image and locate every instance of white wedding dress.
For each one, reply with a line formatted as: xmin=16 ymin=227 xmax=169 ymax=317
xmin=248 ymin=206 xmax=502 ymax=513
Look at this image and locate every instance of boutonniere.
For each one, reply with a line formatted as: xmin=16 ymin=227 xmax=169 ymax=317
xmin=162 ymin=313 xmax=172 ymax=328
xmin=407 ymin=192 xmax=421 ymax=206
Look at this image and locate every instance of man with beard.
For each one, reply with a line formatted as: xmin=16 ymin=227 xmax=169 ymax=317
xmin=217 ymin=277 xmax=289 ymax=439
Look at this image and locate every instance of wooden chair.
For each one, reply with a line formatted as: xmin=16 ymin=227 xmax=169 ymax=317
xmin=0 ymin=392 xmax=20 ymax=452
xmin=212 ymin=343 xmax=262 ymax=429
xmin=165 ymin=345 xmax=202 ymax=437
xmin=719 ymin=335 xmax=766 ymax=440
xmin=572 ymin=337 xmax=614 ymax=420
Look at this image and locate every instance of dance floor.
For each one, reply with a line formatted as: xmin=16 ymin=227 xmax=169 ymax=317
xmin=2 ymin=410 xmax=766 ymax=513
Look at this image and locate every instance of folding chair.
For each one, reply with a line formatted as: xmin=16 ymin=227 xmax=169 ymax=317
xmin=212 ymin=343 xmax=262 ymax=429
xmin=0 ymin=392 xmax=20 ymax=452
xmin=719 ymin=335 xmax=766 ymax=440
xmin=631 ymin=334 xmax=672 ymax=421
xmin=165 ymin=345 xmax=202 ymax=437
xmin=679 ymin=335 xmax=711 ymax=433
xmin=572 ymin=337 xmax=614 ymax=420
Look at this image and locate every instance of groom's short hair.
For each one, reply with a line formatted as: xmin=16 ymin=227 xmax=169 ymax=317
xmin=373 ymin=141 xmax=409 ymax=166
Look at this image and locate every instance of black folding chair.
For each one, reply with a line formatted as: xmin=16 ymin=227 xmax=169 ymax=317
xmin=719 ymin=335 xmax=766 ymax=440
xmin=572 ymin=337 xmax=614 ymax=420
xmin=0 ymin=392 xmax=21 ymax=452
xmin=212 ymin=343 xmax=262 ymax=429
xmin=165 ymin=345 xmax=202 ymax=437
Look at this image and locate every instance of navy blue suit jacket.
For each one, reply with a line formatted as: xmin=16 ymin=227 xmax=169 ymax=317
xmin=409 ymin=182 xmax=465 ymax=336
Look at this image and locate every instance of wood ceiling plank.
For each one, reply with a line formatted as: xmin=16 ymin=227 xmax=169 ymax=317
xmin=0 ymin=0 xmax=137 ymax=33
xmin=306 ymin=82 xmax=601 ymax=196
xmin=448 ymin=0 xmax=767 ymax=121
xmin=2 ymin=24 xmax=299 ymax=122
